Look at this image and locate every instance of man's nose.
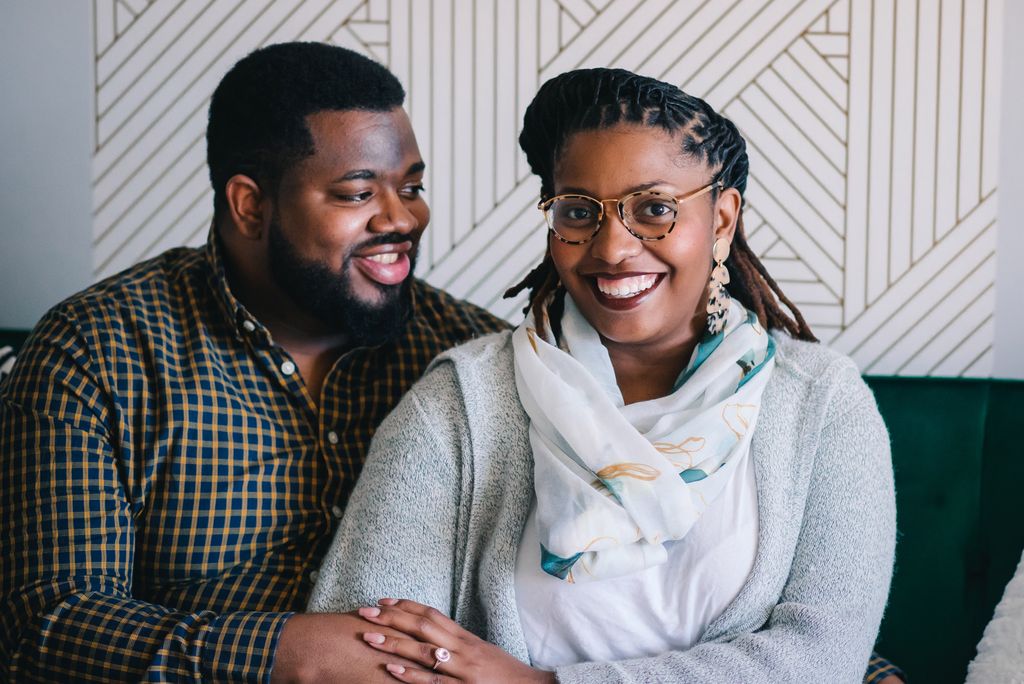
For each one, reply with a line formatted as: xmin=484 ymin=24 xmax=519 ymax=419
xmin=369 ymin=191 xmax=419 ymax=234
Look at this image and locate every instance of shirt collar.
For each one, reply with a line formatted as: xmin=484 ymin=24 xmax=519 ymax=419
xmin=204 ymin=225 xmax=274 ymax=348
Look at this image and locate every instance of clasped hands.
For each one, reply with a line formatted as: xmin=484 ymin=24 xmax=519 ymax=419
xmin=357 ymin=598 xmax=555 ymax=684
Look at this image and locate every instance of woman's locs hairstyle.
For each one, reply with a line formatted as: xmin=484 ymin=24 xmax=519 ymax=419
xmin=505 ymin=68 xmax=816 ymax=343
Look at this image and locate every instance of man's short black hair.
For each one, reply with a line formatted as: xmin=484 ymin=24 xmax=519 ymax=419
xmin=206 ymin=42 xmax=405 ymax=218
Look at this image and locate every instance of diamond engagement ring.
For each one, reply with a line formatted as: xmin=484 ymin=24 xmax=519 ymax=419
xmin=432 ymin=647 xmax=451 ymax=670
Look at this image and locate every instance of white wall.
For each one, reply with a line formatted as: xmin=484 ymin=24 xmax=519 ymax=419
xmin=0 ymin=0 xmax=1021 ymax=378
xmin=0 ymin=1 xmax=93 ymax=329
xmin=993 ymin=0 xmax=1024 ymax=379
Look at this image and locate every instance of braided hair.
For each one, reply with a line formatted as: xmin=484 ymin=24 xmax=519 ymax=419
xmin=505 ymin=68 xmax=816 ymax=342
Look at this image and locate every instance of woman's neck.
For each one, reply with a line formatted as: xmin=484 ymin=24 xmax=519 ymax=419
xmin=604 ymin=336 xmax=698 ymax=404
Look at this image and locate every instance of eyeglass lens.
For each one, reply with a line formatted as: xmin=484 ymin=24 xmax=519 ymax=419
xmin=546 ymin=193 xmax=678 ymax=241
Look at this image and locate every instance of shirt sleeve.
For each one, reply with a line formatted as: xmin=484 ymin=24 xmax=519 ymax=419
xmin=864 ymin=652 xmax=906 ymax=683
xmin=308 ymin=362 xmax=464 ymax=618
xmin=0 ymin=314 xmax=291 ymax=682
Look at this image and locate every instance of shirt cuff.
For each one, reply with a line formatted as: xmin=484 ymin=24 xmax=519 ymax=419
xmin=865 ymin=652 xmax=906 ymax=683
xmin=201 ymin=610 xmax=294 ymax=683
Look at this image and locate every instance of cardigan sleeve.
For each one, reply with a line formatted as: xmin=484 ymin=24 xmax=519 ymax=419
xmin=307 ymin=360 xmax=467 ymax=617
xmin=554 ymin=360 xmax=897 ymax=684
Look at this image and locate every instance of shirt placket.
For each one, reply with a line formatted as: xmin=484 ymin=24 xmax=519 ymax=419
xmin=237 ymin=314 xmax=334 ymax=590
xmin=320 ymin=348 xmax=371 ymax=500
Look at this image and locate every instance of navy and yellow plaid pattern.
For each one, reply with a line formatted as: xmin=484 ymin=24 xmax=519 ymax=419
xmin=0 ymin=230 xmax=506 ymax=682
xmin=865 ymin=652 xmax=906 ymax=682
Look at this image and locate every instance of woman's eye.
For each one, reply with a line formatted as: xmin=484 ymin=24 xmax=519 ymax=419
xmin=565 ymin=206 xmax=594 ymax=221
xmin=642 ymin=202 xmax=673 ymax=216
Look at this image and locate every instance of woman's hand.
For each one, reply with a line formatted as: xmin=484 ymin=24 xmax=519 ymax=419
xmin=357 ymin=598 xmax=555 ymax=684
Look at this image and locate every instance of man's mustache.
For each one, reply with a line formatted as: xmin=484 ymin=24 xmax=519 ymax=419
xmin=352 ymin=232 xmax=417 ymax=250
xmin=346 ymin=232 xmax=421 ymax=262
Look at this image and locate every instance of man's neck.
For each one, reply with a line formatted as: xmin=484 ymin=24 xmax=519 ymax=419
xmin=237 ymin=293 xmax=348 ymax=408
xmin=219 ymin=234 xmax=350 ymax=405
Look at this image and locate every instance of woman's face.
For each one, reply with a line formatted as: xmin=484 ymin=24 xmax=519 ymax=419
xmin=548 ymin=124 xmax=739 ymax=355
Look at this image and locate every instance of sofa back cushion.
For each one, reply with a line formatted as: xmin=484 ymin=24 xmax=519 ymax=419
xmin=0 ymin=330 xmax=29 ymax=383
xmin=866 ymin=377 xmax=1024 ymax=683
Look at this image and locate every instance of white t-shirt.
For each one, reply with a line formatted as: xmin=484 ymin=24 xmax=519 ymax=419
xmin=514 ymin=447 xmax=759 ymax=669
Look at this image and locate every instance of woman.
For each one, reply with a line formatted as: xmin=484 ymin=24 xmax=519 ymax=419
xmin=308 ymin=68 xmax=895 ymax=683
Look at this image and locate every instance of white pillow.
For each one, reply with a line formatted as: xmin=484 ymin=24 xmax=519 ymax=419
xmin=0 ymin=346 xmax=15 ymax=380
xmin=966 ymin=548 xmax=1024 ymax=682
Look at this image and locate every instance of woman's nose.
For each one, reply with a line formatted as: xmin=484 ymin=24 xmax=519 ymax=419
xmin=587 ymin=209 xmax=642 ymax=264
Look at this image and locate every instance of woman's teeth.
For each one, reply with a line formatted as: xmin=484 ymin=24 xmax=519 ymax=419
xmin=595 ymin=274 xmax=657 ymax=298
xmin=365 ymin=253 xmax=400 ymax=264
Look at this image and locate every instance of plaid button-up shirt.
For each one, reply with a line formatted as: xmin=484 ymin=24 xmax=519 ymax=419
xmin=0 ymin=230 xmax=507 ymax=682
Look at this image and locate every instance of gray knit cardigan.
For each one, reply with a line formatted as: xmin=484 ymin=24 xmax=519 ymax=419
xmin=308 ymin=331 xmax=896 ymax=684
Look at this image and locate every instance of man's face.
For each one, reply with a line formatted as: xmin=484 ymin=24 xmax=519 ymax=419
xmin=267 ymin=108 xmax=429 ymax=344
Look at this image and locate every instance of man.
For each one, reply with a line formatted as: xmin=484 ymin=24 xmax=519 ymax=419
xmin=0 ymin=42 xmax=505 ymax=681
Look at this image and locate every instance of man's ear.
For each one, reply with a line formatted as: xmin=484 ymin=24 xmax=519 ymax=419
xmin=224 ymin=174 xmax=268 ymax=240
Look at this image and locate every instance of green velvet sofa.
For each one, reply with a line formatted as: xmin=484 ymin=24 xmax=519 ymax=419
xmin=867 ymin=376 xmax=1024 ymax=683
xmin=1 ymin=328 xmax=1020 ymax=682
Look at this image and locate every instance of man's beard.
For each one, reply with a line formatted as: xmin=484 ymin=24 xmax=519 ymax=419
xmin=267 ymin=216 xmax=415 ymax=347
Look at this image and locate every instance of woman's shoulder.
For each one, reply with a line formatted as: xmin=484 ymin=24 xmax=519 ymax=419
xmin=426 ymin=329 xmax=516 ymax=381
xmin=408 ymin=330 xmax=518 ymax=413
xmin=770 ymin=332 xmax=857 ymax=379
xmin=767 ymin=332 xmax=875 ymax=418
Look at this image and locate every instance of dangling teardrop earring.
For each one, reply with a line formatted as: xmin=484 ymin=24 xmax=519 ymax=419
xmin=706 ymin=238 xmax=731 ymax=336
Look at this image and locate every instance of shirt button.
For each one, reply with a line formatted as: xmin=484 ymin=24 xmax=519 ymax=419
xmin=309 ymin=569 xmax=320 ymax=583
xmin=331 ymin=504 xmax=343 ymax=518
xmin=280 ymin=360 xmax=296 ymax=376
xmin=327 ymin=430 xmax=339 ymax=445
xmin=242 ymin=320 xmax=256 ymax=332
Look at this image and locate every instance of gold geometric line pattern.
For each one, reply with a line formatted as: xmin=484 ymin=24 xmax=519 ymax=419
xmin=91 ymin=0 xmax=1002 ymax=377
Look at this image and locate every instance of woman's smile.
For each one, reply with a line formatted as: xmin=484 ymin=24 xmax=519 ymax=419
xmin=588 ymin=272 xmax=665 ymax=310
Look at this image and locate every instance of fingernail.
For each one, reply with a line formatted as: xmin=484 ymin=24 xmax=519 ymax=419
xmin=386 ymin=664 xmax=406 ymax=674
xmin=363 ymin=632 xmax=386 ymax=644
xmin=378 ymin=597 xmax=399 ymax=606
xmin=358 ymin=606 xmax=381 ymax=618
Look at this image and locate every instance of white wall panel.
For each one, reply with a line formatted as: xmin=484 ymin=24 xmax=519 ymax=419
xmin=91 ymin=0 xmax=1004 ymax=377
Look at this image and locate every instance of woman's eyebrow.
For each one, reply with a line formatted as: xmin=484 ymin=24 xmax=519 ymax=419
xmin=556 ymin=180 xmax=671 ymax=196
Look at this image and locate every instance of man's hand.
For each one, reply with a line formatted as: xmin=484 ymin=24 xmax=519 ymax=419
xmin=271 ymin=612 xmax=418 ymax=683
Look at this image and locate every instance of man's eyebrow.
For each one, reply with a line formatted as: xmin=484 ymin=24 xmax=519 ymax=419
xmin=333 ymin=169 xmax=376 ymax=182
xmin=331 ymin=161 xmax=425 ymax=183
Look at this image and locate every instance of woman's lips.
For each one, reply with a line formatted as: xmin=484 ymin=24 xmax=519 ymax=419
xmin=588 ymin=273 xmax=664 ymax=310
xmin=352 ymin=251 xmax=412 ymax=286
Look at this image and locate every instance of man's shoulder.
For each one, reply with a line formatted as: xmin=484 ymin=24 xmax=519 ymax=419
xmin=411 ymin=279 xmax=511 ymax=343
xmin=29 ymin=246 xmax=208 ymax=351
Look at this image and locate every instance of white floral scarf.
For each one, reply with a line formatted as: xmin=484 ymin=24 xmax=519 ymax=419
xmin=512 ymin=295 xmax=775 ymax=582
